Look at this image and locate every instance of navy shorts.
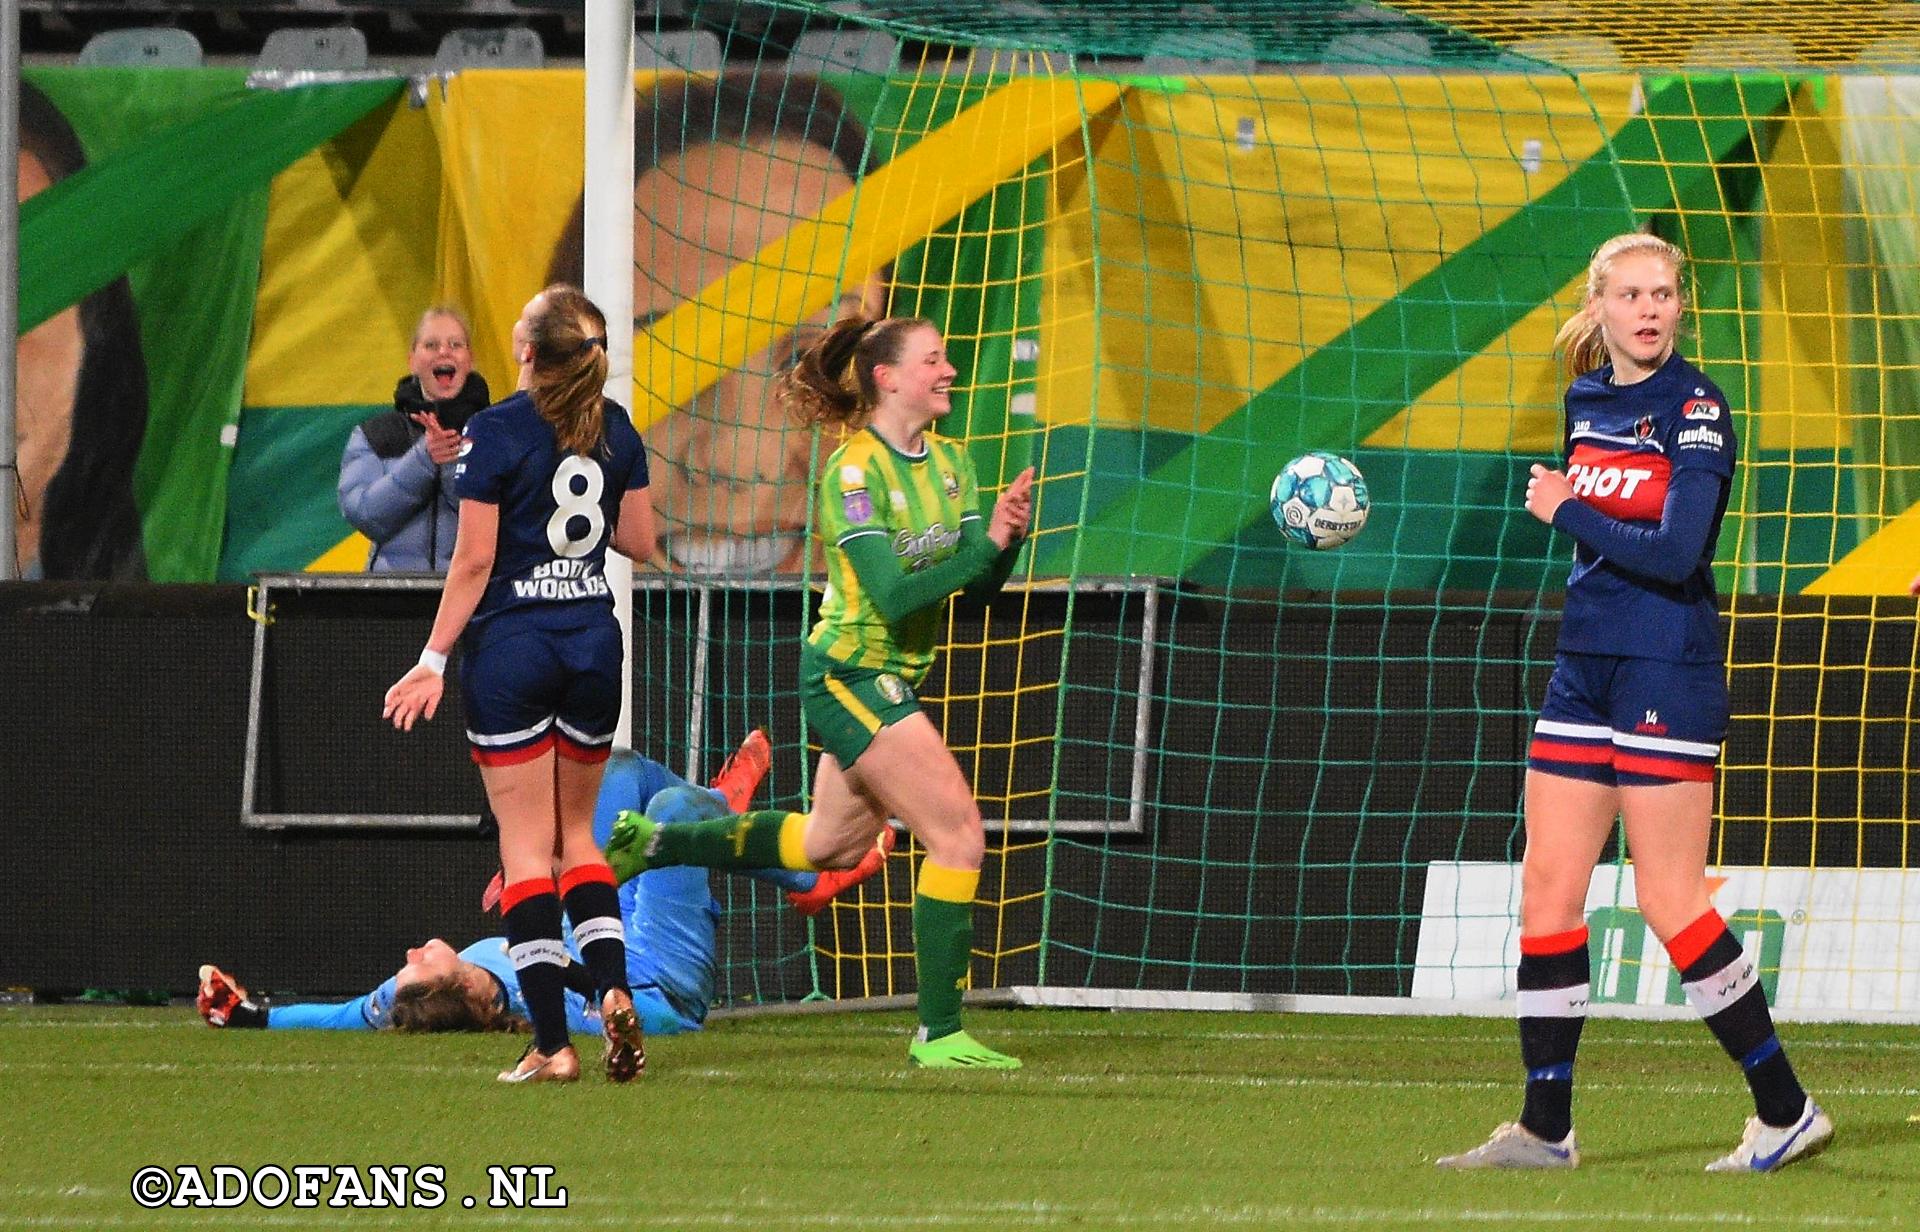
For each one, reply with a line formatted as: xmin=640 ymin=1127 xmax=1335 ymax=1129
xmin=460 ymin=619 xmax=622 ymax=767
xmin=1528 ymin=652 xmax=1727 ymax=787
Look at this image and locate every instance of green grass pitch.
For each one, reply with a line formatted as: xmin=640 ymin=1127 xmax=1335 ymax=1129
xmin=6 ymin=1006 xmax=1917 ymax=1229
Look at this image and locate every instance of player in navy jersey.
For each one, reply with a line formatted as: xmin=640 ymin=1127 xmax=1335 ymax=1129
xmin=382 ymin=285 xmax=656 ymax=1085
xmin=1438 ymin=234 xmax=1832 ymax=1173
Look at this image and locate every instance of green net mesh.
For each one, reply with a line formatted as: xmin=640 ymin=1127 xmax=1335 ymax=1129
xmin=623 ymin=0 xmax=1920 ymax=1020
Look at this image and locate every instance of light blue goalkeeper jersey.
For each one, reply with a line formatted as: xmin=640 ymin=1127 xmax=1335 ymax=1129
xmin=265 ymin=938 xmax=597 ymax=1033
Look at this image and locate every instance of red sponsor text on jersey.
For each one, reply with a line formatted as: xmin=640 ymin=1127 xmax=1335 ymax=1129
xmin=1565 ymin=444 xmax=1670 ymax=521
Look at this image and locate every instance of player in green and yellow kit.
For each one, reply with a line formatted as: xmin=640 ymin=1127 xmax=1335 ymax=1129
xmin=606 ymin=315 xmax=1033 ymax=1069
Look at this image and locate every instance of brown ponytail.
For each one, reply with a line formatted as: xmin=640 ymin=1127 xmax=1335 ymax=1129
xmin=1553 ymin=233 xmax=1687 ymax=382
xmin=777 ymin=314 xmax=934 ymax=429
xmin=525 ymin=284 xmax=610 ymax=456
xmin=389 ymin=976 xmax=529 ymax=1034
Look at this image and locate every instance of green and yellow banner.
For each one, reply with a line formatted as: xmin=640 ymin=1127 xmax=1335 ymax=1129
xmin=20 ymin=68 xmax=401 ymax=581
xmin=26 ymin=66 xmax=1914 ymax=594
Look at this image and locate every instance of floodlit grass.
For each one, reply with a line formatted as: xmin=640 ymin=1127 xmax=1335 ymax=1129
xmin=4 ymin=1006 xmax=1917 ymax=1229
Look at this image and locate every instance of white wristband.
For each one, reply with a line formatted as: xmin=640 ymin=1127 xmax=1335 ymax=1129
xmin=418 ymin=647 xmax=448 ymax=675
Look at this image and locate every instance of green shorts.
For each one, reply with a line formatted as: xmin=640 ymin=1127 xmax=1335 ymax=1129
xmin=800 ymin=645 xmax=922 ymax=767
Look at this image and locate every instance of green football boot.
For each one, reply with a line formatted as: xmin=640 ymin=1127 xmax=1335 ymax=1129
xmin=603 ymin=810 xmax=658 ymax=885
xmin=907 ymin=1028 xmax=1022 ymax=1070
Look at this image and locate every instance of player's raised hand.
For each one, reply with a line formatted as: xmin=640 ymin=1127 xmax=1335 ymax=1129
xmin=990 ymin=467 xmax=1036 ymax=548
xmin=382 ymin=664 xmax=444 ymax=732
xmin=1524 ymin=463 xmax=1573 ymax=525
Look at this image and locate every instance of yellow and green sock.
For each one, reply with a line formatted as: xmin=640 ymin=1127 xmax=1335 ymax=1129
xmin=913 ymin=861 xmax=979 ymax=1042
xmin=619 ymin=809 xmax=814 ymax=875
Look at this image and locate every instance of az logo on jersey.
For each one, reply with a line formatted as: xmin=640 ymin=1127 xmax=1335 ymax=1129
xmin=1683 ymin=398 xmax=1721 ymax=421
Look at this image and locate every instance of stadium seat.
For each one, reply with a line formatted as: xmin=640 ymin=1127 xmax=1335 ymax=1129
xmin=725 ymin=2 xmax=785 ymax=34
xmin=634 ymin=30 xmax=723 ymax=73
xmin=77 ymin=27 xmax=204 ymax=68
xmin=964 ymin=47 xmax=1075 ymax=76
xmin=431 ymin=27 xmax=546 ymax=73
xmin=788 ymin=29 xmax=901 ymax=75
xmin=1143 ymin=28 xmax=1259 ymax=75
xmin=256 ymin=27 xmax=370 ymax=73
xmin=1320 ymin=30 xmax=1433 ymax=72
xmin=951 ymin=1 xmax=1073 ymax=75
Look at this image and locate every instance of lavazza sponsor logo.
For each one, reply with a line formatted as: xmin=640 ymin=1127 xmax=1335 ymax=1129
xmin=1676 ymin=425 xmax=1724 ymax=450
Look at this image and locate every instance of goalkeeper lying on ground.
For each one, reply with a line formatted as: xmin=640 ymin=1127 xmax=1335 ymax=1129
xmin=197 ymin=734 xmax=891 ymax=1035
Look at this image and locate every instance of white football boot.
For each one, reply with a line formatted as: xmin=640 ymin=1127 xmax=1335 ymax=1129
xmin=1436 ymin=1122 xmax=1579 ymax=1169
xmin=1705 ymin=1099 xmax=1833 ymax=1173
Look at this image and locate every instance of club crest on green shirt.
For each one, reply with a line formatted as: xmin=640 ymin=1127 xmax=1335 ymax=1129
xmin=876 ymin=673 xmax=911 ymax=704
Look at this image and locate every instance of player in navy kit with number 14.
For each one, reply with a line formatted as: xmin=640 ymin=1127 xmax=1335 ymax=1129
xmin=1438 ymin=235 xmax=1832 ymax=1173
xmin=383 ymin=285 xmax=655 ymax=1085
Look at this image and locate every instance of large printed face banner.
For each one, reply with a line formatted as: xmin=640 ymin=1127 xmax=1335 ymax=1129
xmin=451 ymin=71 xmax=888 ymax=577
xmin=228 ymin=68 xmax=1021 ymax=581
xmin=17 ymin=70 xmax=269 ymax=582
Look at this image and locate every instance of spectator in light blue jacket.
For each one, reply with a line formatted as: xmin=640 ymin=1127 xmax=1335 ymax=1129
xmin=337 ymin=306 xmax=492 ymax=571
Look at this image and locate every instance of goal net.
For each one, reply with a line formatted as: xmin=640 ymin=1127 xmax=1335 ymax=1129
xmin=612 ymin=0 xmax=1920 ymax=1023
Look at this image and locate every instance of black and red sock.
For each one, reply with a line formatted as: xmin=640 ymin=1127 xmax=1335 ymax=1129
xmin=1516 ymin=926 xmax=1590 ymax=1143
xmin=559 ymin=863 xmax=629 ymax=1003
xmin=501 ymin=878 xmax=570 ymax=1057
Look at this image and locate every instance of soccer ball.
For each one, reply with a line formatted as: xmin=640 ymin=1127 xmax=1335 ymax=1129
xmin=1269 ymin=451 xmax=1370 ymax=550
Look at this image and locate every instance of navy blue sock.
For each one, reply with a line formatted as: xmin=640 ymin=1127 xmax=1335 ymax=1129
xmin=502 ymin=880 xmax=571 ymax=1056
xmin=1517 ymin=927 xmax=1590 ymax=1143
xmin=559 ymin=863 xmax=629 ymax=1003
